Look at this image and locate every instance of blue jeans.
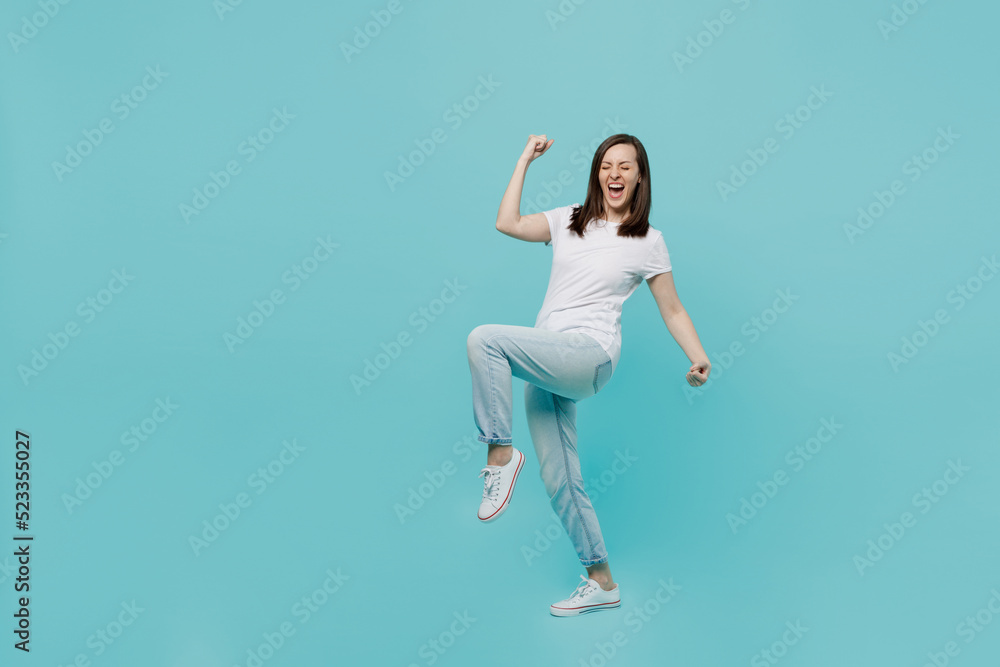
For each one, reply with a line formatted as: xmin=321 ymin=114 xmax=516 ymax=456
xmin=466 ymin=324 xmax=614 ymax=566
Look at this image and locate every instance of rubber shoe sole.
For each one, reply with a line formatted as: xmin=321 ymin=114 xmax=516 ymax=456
xmin=550 ymin=598 xmax=621 ymax=617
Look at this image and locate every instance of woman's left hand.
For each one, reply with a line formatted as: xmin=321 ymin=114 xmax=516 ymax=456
xmin=686 ymin=360 xmax=711 ymax=386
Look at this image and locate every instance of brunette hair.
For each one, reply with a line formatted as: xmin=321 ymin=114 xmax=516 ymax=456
xmin=567 ymin=134 xmax=652 ymax=240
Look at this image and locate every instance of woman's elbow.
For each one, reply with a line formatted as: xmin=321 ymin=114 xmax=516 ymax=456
xmin=662 ymin=302 xmax=687 ymax=320
xmin=496 ymin=215 xmax=519 ymax=233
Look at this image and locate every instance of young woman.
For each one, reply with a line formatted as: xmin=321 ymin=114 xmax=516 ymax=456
xmin=466 ymin=133 xmax=711 ymax=616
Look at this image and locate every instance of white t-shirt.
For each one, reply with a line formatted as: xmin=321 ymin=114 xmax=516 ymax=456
xmin=534 ymin=203 xmax=672 ymax=375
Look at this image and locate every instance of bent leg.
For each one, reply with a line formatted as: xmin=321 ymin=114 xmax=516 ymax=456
xmin=467 ymin=324 xmax=608 ymax=446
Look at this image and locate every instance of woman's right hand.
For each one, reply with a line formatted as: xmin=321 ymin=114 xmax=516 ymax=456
xmin=520 ymin=134 xmax=553 ymax=164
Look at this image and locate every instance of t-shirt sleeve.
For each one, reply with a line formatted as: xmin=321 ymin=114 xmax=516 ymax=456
xmin=542 ymin=203 xmax=578 ymax=247
xmin=641 ymin=232 xmax=672 ymax=279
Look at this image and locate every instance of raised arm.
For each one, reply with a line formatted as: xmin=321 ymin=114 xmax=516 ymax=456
xmin=496 ymin=135 xmax=554 ymax=243
xmin=646 ymin=271 xmax=712 ymax=386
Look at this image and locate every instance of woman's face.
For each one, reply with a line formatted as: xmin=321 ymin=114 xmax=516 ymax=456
xmin=598 ymin=143 xmax=640 ymax=221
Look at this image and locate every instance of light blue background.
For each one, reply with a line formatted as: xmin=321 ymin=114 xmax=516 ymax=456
xmin=1 ymin=0 xmax=999 ymax=665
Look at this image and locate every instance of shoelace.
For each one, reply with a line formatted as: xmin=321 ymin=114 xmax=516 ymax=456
xmin=567 ymin=574 xmax=598 ymax=601
xmin=478 ymin=466 xmax=501 ymax=502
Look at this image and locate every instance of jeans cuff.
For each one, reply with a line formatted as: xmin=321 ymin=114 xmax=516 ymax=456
xmin=477 ymin=435 xmax=512 ymax=445
xmin=581 ymin=554 xmax=608 ymax=567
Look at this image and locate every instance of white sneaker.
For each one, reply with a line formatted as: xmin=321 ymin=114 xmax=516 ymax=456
xmin=550 ymin=575 xmax=621 ymax=617
xmin=477 ymin=447 xmax=525 ymax=522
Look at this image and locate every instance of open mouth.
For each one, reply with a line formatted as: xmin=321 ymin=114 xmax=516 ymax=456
xmin=608 ymin=183 xmax=625 ymax=199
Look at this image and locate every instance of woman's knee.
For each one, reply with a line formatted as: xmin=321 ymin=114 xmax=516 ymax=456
xmin=467 ymin=324 xmax=501 ymax=355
